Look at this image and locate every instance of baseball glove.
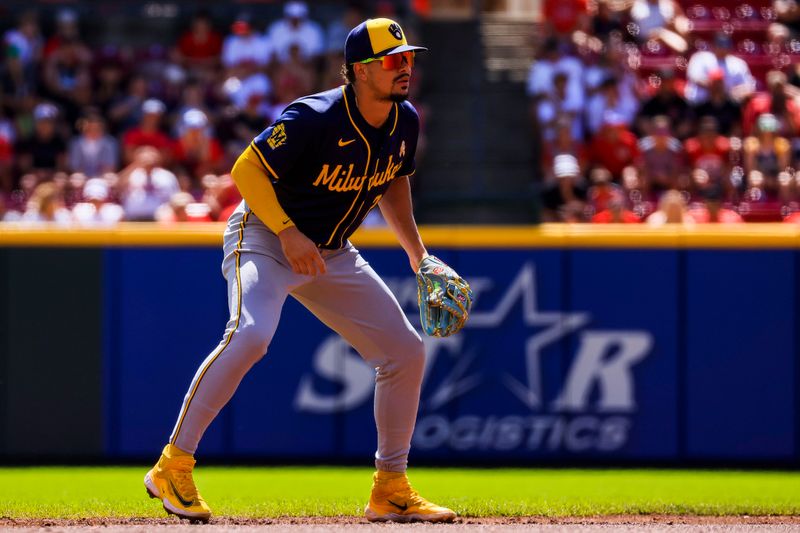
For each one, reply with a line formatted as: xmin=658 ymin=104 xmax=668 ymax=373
xmin=416 ymin=255 xmax=473 ymax=337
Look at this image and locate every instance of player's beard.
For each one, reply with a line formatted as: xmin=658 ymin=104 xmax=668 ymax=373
xmin=389 ymin=74 xmax=410 ymax=102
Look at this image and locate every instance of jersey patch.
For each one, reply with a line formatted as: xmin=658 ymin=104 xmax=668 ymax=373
xmin=267 ymin=123 xmax=287 ymax=149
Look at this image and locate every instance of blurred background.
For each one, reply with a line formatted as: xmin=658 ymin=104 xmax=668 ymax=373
xmin=0 ymin=0 xmax=798 ymax=468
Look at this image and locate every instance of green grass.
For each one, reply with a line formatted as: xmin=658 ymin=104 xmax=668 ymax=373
xmin=0 ymin=467 xmax=799 ymax=518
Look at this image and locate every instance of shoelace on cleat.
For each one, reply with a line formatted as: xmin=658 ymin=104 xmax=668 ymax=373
xmin=406 ymin=488 xmax=432 ymax=507
xmin=382 ymin=479 xmax=428 ymax=507
xmin=169 ymin=457 xmax=200 ymax=500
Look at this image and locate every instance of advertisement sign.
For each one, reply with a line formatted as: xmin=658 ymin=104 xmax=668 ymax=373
xmin=107 ymin=247 xmax=796 ymax=462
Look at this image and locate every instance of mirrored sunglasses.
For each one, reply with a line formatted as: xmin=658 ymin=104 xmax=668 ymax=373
xmin=358 ymin=51 xmax=415 ymax=70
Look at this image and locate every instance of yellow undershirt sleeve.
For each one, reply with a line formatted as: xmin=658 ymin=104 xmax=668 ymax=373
xmin=231 ymin=145 xmax=295 ymax=234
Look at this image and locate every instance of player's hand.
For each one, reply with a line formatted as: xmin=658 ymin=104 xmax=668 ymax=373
xmin=277 ymin=226 xmax=327 ymax=276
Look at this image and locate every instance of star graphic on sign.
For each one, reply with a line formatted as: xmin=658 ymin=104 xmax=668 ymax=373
xmin=422 ymin=263 xmax=590 ymax=410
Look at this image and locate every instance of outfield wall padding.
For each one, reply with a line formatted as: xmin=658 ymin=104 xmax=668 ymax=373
xmin=0 ymin=248 xmax=104 ymax=457
xmin=0 ymin=225 xmax=797 ymax=464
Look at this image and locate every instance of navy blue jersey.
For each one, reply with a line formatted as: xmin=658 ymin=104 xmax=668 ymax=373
xmin=250 ymin=84 xmax=419 ymax=249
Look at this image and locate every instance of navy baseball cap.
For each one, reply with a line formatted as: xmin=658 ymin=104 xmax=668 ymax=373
xmin=345 ymin=18 xmax=427 ymax=64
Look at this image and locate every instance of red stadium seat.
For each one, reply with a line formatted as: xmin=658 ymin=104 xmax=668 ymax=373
xmin=738 ymin=201 xmax=784 ymax=222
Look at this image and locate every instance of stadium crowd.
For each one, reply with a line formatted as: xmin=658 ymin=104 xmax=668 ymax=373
xmin=5 ymin=0 xmax=800 ymax=225
xmin=531 ymin=0 xmax=800 ymax=224
xmin=0 ymin=1 xmax=424 ymax=225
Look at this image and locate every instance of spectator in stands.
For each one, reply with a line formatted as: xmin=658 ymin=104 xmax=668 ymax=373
xmin=15 ymin=103 xmax=67 ymax=179
xmin=646 ymin=189 xmax=694 ymax=225
xmin=589 ymin=110 xmax=640 ymax=181
xmin=629 ymin=0 xmax=689 ymax=53
xmin=692 ymin=69 xmax=743 ymax=137
xmin=689 ymin=184 xmax=744 ymax=223
xmin=583 ymin=34 xmax=638 ymax=99
xmin=68 ymin=108 xmax=118 ymax=177
xmin=543 ymin=116 xmax=589 ymax=175
xmin=222 ymin=12 xmax=271 ymax=76
xmin=326 ymin=4 xmax=365 ymax=56
xmin=160 ymin=64 xmax=189 ymax=116
xmin=784 ymin=209 xmax=800 ymax=223
xmin=585 ymin=76 xmax=638 ymax=136
xmin=172 ymin=108 xmax=225 ymax=190
xmin=155 ymin=191 xmax=212 ymax=223
xmin=266 ymin=2 xmax=325 ymax=65
xmin=108 ymin=75 xmax=151 ymax=134
xmin=3 ymin=11 xmax=43 ymax=102
xmin=43 ymin=9 xmax=81 ymax=58
xmin=527 ymin=37 xmax=584 ymax=111
xmin=221 ymin=13 xmax=272 ymax=114
xmin=20 ymin=181 xmax=72 ymax=224
xmin=220 ymin=91 xmax=267 ymax=157
xmin=591 ymin=0 xmax=629 ymax=42
xmin=542 ymin=0 xmax=590 ymax=41
xmin=117 ymin=146 xmax=180 ymax=221
xmin=121 ymin=99 xmax=172 ymax=164
xmin=10 ymin=172 xmax=39 ymax=213
xmin=62 ymin=171 xmax=86 ymax=208
xmin=685 ymin=32 xmax=757 ymax=105
xmin=172 ymin=82 xmax=214 ymax=137
xmin=172 ymin=10 xmax=223 ymax=78
xmin=0 ymin=105 xmax=16 ymax=148
xmin=765 ymin=21 xmax=793 ymax=56
xmin=684 ymin=117 xmax=733 ymax=194
xmin=201 ymin=173 xmax=241 ymax=221
xmin=591 ymin=188 xmax=640 ymax=223
xmin=743 ymin=113 xmax=792 ymax=201
xmin=72 ymin=177 xmax=124 ymax=225
xmin=538 ymin=71 xmax=583 ymax=145
xmin=636 ymin=68 xmax=694 ymax=139
xmin=636 ymin=115 xmax=687 ymax=198
xmin=560 ymin=201 xmax=589 ymax=222
xmin=43 ymin=35 xmax=94 ymax=127
xmin=586 ymin=166 xmax=626 ymax=213
xmin=93 ymin=47 xmax=130 ymax=123
xmin=540 ymin=153 xmax=586 ymax=221
xmin=774 ymin=0 xmax=800 ymax=37
xmin=0 ymin=108 xmax=13 ymax=193
xmin=0 ymin=135 xmax=11 ymax=193
xmin=268 ymin=44 xmax=316 ymax=123
xmin=0 ymin=193 xmax=21 ymax=221
xmin=320 ymin=46 xmax=347 ymax=90
xmin=742 ymin=70 xmax=800 ymax=137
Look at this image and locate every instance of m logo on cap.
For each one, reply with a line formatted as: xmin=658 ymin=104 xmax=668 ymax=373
xmin=388 ymin=23 xmax=402 ymax=40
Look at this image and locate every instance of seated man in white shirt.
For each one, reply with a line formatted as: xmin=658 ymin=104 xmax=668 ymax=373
xmin=222 ymin=13 xmax=273 ymax=112
xmin=685 ymin=32 xmax=756 ymax=105
xmin=266 ymin=1 xmax=324 ymax=64
xmin=222 ymin=12 xmax=272 ymax=76
xmin=118 ymin=146 xmax=180 ymax=221
xmin=72 ymin=177 xmax=124 ymax=225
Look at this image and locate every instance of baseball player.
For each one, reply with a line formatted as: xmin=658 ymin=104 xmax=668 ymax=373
xmin=144 ymin=18 xmax=463 ymax=523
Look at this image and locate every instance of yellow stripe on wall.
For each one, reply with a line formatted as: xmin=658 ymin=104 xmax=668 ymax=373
xmin=3 ymin=223 xmax=800 ymax=249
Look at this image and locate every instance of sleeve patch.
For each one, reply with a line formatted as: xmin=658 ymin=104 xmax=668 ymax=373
xmin=267 ymin=123 xmax=287 ymax=149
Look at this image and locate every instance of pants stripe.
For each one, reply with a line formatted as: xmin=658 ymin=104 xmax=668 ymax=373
xmin=170 ymin=210 xmax=250 ymax=447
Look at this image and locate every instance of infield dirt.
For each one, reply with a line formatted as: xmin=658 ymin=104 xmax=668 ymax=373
xmin=2 ymin=515 xmax=800 ymax=532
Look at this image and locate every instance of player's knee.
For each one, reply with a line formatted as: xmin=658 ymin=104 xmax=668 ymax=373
xmin=395 ymin=330 xmax=426 ymax=372
xmin=232 ymin=325 xmax=272 ymax=363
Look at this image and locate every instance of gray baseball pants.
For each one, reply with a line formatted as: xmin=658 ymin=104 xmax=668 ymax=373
xmin=168 ymin=204 xmax=425 ymax=472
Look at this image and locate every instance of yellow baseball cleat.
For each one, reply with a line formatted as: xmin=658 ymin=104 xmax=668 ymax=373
xmin=364 ymin=471 xmax=456 ymax=523
xmin=144 ymin=444 xmax=211 ymax=523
